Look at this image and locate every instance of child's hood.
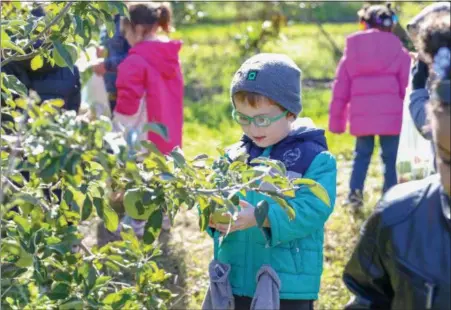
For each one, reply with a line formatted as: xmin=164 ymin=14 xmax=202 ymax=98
xmin=285 ymin=118 xmax=327 ymax=149
xmin=129 ymin=40 xmax=182 ymax=78
xmin=241 ymin=118 xmax=328 ymax=150
xmin=344 ymin=29 xmax=406 ymax=75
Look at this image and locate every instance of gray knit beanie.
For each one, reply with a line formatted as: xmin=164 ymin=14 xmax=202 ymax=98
xmin=230 ymin=53 xmax=302 ymax=115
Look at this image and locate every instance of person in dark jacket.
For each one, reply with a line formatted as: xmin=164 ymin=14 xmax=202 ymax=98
xmin=342 ymin=12 xmax=450 ymax=310
xmin=407 ymin=2 xmax=449 ymax=141
xmin=92 ymin=14 xmax=130 ymax=112
xmin=2 ymin=4 xmax=81 ymax=112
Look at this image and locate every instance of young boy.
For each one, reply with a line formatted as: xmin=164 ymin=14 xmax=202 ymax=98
xmin=208 ymin=53 xmax=337 ymax=309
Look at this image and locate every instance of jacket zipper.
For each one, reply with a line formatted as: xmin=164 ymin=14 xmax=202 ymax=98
xmin=425 ymin=282 xmax=435 ymax=310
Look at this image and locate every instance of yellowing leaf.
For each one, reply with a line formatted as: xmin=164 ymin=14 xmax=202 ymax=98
xmin=15 ymin=98 xmax=27 ymax=109
xmin=30 ymin=55 xmax=44 ymax=71
xmin=1 ymin=30 xmax=10 ymax=41
xmin=48 ymin=99 xmax=65 ymax=108
xmin=292 ymin=178 xmax=331 ymax=207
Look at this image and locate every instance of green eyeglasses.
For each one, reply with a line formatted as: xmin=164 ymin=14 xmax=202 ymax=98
xmin=232 ymin=109 xmax=288 ymax=127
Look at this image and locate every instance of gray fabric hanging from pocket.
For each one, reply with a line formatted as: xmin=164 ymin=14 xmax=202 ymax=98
xmin=202 ymin=259 xmax=234 ymax=310
xmin=250 ymin=265 xmax=281 ymax=310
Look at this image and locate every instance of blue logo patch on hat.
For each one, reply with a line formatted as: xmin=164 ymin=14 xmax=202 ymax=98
xmin=247 ymin=70 xmax=258 ymax=81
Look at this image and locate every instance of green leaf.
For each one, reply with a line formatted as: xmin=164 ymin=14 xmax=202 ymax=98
xmin=54 ymin=271 xmax=72 ymax=283
xmin=111 ymin=2 xmax=129 ymax=18
xmin=143 ymin=122 xmax=169 ymax=141
xmin=5 ymin=297 xmax=14 ymax=305
xmin=251 ymin=158 xmax=287 ymax=175
xmin=1 ymin=239 xmax=21 ymax=256
xmin=2 ymin=40 xmax=25 ymax=55
xmin=292 ymin=178 xmax=331 ymax=207
xmin=120 ymin=229 xmax=140 ymax=250
xmin=81 ymin=195 xmax=93 ymax=221
xmin=269 ymin=195 xmax=296 ymax=220
xmin=2 ymin=74 xmax=27 ymax=97
xmin=48 ymin=282 xmax=71 ymax=300
xmin=10 ymin=193 xmax=43 ymax=210
xmin=64 ymin=152 xmax=81 ymax=175
xmin=103 ymin=292 xmax=121 ymax=305
xmin=141 ymin=140 xmax=165 ymax=158
xmin=87 ymin=265 xmax=97 ymax=291
xmin=1 ymin=29 xmax=10 ymax=41
xmin=171 ymin=147 xmax=186 ymax=168
xmin=192 ymin=153 xmax=209 ymax=161
xmin=103 ymin=204 xmax=119 ymax=232
xmin=229 ymin=161 xmax=247 ymax=172
xmin=198 ymin=198 xmax=210 ymax=232
xmin=158 ymin=172 xmax=176 ymax=182
xmin=143 ymin=209 xmax=163 ymax=244
xmin=13 ymin=215 xmax=31 ymax=234
xmin=40 ymin=157 xmax=60 ymax=182
xmin=59 ymin=298 xmax=83 ymax=310
xmin=254 ymin=200 xmax=269 ymax=228
xmin=52 ymin=40 xmax=75 ymax=72
xmin=124 ymin=188 xmax=156 ymax=220
xmin=83 ymin=21 xmax=92 ymax=46
xmin=93 ymin=197 xmax=104 ymax=218
xmin=94 ymin=276 xmax=111 ymax=288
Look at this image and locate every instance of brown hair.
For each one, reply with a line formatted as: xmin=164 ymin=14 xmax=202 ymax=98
xmin=418 ymin=12 xmax=450 ymax=138
xmin=358 ymin=3 xmax=395 ymax=32
xmin=122 ymin=2 xmax=172 ymax=34
xmin=233 ymin=91 xmax=295 ymax=117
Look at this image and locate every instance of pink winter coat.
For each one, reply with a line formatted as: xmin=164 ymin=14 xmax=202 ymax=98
xmin=115 ymin=40 xmax=183 ymax=154
xmin=328 ymin=29 xmax=411 ymax=136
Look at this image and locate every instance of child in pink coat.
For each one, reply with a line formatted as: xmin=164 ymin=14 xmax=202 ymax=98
xmin=114 ymin=2 xmax=183 ymax=235
xmin=114 ymin=2 xmax=183 ymax=155
xmin=329 ymin=4 xmax=410 ymax=209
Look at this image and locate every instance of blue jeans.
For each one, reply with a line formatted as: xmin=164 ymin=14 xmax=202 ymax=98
xmin=350 ymin=135 xmax=400 ymax=194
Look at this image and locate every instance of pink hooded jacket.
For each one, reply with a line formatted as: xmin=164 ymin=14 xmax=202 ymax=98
xmin=115 ymin=40 xmax=183 ymax=154
xmin=328 ymin=29 xmax=411 ymax=136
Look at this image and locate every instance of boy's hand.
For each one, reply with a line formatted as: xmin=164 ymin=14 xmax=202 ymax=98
xmin=214 ymin=200 xmax=257 ymax=233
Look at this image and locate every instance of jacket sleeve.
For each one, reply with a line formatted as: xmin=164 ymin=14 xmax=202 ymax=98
xmin=266 ymin=152 xmax=337 ymax=246
xmin=408 ymin=88 xmax=432 ymax=140
xmin=105 ymin=53 xmax=128 ymax=73
xmin=342 ymin=204 xmax=393 ymax=309
xmin=329 ymin=57 xmax=351 ymax=134
xmin=115 ymin=55 xmax=145 ymax=115
xmin=104 ymin=35 xmax=129 ymax=73
xmin=397 ymin=51 xmax=412 ymax=100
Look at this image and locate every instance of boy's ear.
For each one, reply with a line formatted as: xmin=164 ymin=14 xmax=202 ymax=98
xmin=287 ymin=112 xmax=297 ymax=121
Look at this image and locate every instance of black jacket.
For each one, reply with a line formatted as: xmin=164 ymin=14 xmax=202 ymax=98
xmin=343 ymin=175 xmax=450 ymax=310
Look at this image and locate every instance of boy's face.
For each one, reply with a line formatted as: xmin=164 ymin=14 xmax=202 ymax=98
xmin=234 ymin=96 xmax=294 ymax=148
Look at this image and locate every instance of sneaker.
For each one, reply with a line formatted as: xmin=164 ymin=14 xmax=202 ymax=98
xmin=344 ymin=190 xmax=364 ymax=210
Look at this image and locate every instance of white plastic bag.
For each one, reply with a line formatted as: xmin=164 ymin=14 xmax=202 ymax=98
xmin=80 ymin=74 xmax=111 ymax=118
xmin=396 ymin=84 xmax=435 ymax=183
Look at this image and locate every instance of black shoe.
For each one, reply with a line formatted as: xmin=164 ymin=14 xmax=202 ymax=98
xmin=344 ymin=190 xmax=364 ymax=210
